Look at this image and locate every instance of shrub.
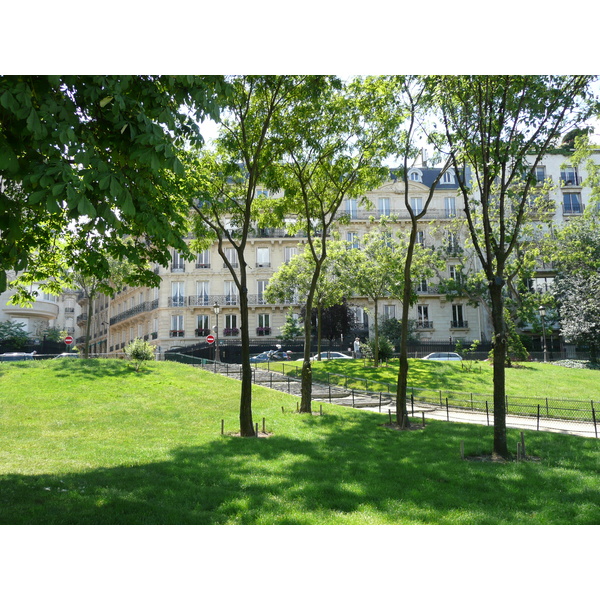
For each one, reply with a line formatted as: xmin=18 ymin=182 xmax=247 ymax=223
xmin=124 ymin=338 xmax=155 ymax=371
xmin=362 ymin=336 xmax=395 ymax=362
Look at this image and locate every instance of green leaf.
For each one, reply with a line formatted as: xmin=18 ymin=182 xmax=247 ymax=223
xmin=99 ymin=96 xmax=114 ymax=108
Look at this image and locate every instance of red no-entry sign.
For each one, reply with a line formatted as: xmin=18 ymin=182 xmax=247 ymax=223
xmin=64 ymin=336 xmax=74 ymax=345
xmin=206 ymin=335 xmax=215 ymax=344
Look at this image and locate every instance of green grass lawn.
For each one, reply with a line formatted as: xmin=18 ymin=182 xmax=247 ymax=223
xmin=1 ymin=359 xmax=598 ymax=524
xmin=266 ymin=358 xmax=600 ymax=406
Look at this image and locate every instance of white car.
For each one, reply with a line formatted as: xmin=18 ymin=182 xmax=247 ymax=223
xmin=311 ymin=351 xmax=353 ymax=360
xmin=422 ymin=352 xmax=462 ymax=361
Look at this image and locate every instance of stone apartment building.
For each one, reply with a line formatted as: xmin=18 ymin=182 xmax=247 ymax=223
xmin=4 ymin=150 xmax=597 ymax=356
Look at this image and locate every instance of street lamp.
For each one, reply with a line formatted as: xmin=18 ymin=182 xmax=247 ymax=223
xmin=539 ymin=305 xmax=548 ymax=363
xmin=213 ymin=301 xmax=221 ymax=362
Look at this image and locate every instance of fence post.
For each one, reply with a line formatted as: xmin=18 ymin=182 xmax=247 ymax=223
xmin=411 ymin=393 xmax=414 ymax=416
xmin=471 ymin=393 xmax=473 ymax=411
xmin=537 ymin=405 xmax=540 ymax=431
xmin=352 ymin=389 xmax=355 ymax=408
xmin=546 ymin=398 xmax=549 ymax=417
xmin=379 ymin=392 xmax=382 ymax=413
xmin=446 ymin=398 xmax=450 ymax=422
xmin=592 ymin=402 xmax=598 ymax=439
xmin=486 ymin=401 xmax=489 ymax=426
xmin=505 ymin=395 xmax=508 ymax=415
xmin=329 ymin=384 xmax=332 ymax=404
xmin=270 ymin=372 xmax=273 ymax=388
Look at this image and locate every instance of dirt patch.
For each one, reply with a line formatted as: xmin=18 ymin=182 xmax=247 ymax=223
xmin=379 ymin=422 xmax=425 ymax=432
xmin=464 ymin=453 xmax=541 ymax=463
xmin=228 ymin=431 xmax=273 ymax=438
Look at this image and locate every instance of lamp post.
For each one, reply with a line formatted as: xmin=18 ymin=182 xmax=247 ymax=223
xmin=213 ymin=301 xmax=221 ymax=362
xmin=539 ymin=305 xmax=548 ymax=363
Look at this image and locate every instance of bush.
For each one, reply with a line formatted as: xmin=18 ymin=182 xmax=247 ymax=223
xmin=362 ymin=336 xmax=395 ymax=362
xmin=124 ymin=338 xmax=155 ymax=371
xmin=0 ymin=320 xmax=30 ymax=349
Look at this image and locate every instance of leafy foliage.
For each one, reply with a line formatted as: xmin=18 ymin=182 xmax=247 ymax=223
xmin=0 ymin=319 xmax=30 ymax=348
xmin=0 ymin=75 xmax=230 ymax=294
xmin=124 ymin=338 xmax=155 ymax=371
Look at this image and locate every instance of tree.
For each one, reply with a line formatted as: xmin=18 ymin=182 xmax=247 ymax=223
xmin=554 ymin=273 xmax=600 ymax=361
xmin=270 ymin=77 xmax=395 ymax=413
xmin=279 ymin=308 xmax=303 ymax=342
xmin=265 ymin=239 xmax=352 ymax=360
xmin=124 ymin=337 xmax=155 ymax=371
xmin=0 ymin=319 xmax=29 ymax=349
xmin=437 ymin=75 xmax=594 ymax=457
xmin=186 ymin=76 xmax=327 ymax=436
xmin=0 ymin=75 xmax=229 ymax=296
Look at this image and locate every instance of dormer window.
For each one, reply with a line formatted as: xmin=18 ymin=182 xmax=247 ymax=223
xmin=442 ymin=170 xmax=455 ymax=184
xmin=408 ymin=169 xmax=423 ymax=182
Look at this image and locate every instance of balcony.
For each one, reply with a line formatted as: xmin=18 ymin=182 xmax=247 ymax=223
xmin=416 ymin=321 xmax=434 ymax=329
xmin=195 ymin=262 xmax=211 ymax=269
xmin=4 ymin=299 xmax=60 ymax=321
xmin=110 ymin=299 xmax=159 ymax=326
xmin=450 ymin=320 xmax=469 ymax=329
xmin=223 ymin=328 xmax=239 ymax=337
xmin=171 ymin=263 xmax=186 ymax=273
xmin=195 ymin=328 xmax=211 ymax=337
xmin=336 ymin=208 xmax=464 ymax=222
xmin=256 ymin=327 xmax=271 ymax=336
xmin=169 ymin=330 xmax=185 ymax=338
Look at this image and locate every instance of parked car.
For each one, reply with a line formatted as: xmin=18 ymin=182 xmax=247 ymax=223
xmin=250 ymin=350 xmax=289 ymax=363
xmin=311 ymin=351 xmax=353 ymax=361
xmin=422 ymin=352 xmax=463 ymax=361
xmin=53 ymin=353 xmax=81 ymax=359
xmin=0 ymin=352 xmax=35 ymax=362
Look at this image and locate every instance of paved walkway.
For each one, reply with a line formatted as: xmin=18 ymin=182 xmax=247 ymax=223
xmin=198 ymin=363 xmax=599 ymax=439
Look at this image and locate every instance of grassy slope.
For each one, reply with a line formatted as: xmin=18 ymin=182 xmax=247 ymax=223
xmin=1 ymin=359 xmax=598 ymax=525
xmin=292 ymin=358 xmax=600 ymax=402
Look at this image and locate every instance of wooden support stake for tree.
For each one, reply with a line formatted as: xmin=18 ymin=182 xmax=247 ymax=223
xmin=520 ymin=431 xmax=526 ymax=457
xmin=262 ymin=417 xmax=266 ymax=434
xmin=460 ymin=440 xmax=464 ymax=460
xmin=221 ymin=419 xmax=224 ymax=435
xmin=255 ymin=423 xmax=259 ymax=437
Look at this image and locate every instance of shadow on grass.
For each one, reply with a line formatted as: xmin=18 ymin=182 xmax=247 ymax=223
xmin=47 ymin=359 xmax=154 ymax=380
xmin=1 ymin=413 xmax=598 ymax=525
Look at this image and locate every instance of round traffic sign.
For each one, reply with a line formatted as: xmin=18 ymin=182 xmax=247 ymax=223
xmin=64 ymin=336 xmax=74 ymax=345
xmin=206 ymin=335 xmax=215 ymax=344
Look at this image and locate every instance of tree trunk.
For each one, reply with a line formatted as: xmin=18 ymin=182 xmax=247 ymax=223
xmin=489 ymin=280 xmax=509 ymax=457
xmin=84 ymin=296 xmax=93 ymax=359
xmin=373 ymin=299 xmax=379 ymax=367
xmin=300 ymin=313 xmax=313 ymax=413
xmin=238 ymin=289 xmax=255 ymax=437
xmin=396 ymin=280 xmax=412 ymax=428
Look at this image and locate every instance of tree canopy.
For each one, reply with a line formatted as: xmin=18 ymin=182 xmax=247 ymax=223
xmin=0 ymin=75 xmax=230 ymax=294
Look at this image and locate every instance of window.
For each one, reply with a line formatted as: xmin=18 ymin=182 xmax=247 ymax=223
xmin=172 ymin=250 xmax=185 ymax=272
xmin=224 ymin=247 xmax=238 ymax=268
xmin=171 ymin=282 xmax=185 ymax=307
xmin=535 ymin=165 xmax=547 ymax=183
xmin=351 ymin=307 xmax=368 ymax=328
xmin=410 ymin=197 xmax=422 ymax=213
xmin=137 ymin=323 xmax=143 ymax=338
xmin=257 ymin=313 xmax=271 ymax=335
xmin=256 ymin=189 xmax=269 ymax=198
xmin=378 ymin=197 xmax=390 ymax=216
xmin=224 ymin=314 xmax=238 ymax=335
xmin=408 ymin=169 xmax=422 ymax=182
xmin=196 ymin=281 xmax=210 ymax=306
xmin=170 ymin=315 xmax=184 ymax=337
xmin=196 ymin=314 xmax=210 ymax=336
xmin=452 ymin=304 xmax=466 ymax=328
xmin=345 ymin=198 xmax=358 ymax=219
xmin=560 ymin=166 xmax=579 ymax=186
xmin=256 ymin=247 xmax=270 ymax=267
xmin=257 ymin=280 xmax=269 ymax=304
xmin=284 ymin=247 xmax=298 ymax=264
xmin=563 ymin=193 xmax=582 ymax=214
xmin=444 ymin=197 xmax=456 ymax=218
xmin=383 ymin=305 xmax=396 ymax=320
xmin=416 ymin=230 xmax=425 ymax=247
xmin=446 ymin=232 xmax=460 ymax=254
xmin=417 ymin=305 xmax=431 ymax=328
xmin=224 ymin=281 xmax=238 ymax=305
xmin=449 ymin=265 xmax=463 ymax=285
xmin=442 ymin=170 xmax=455 ymax=184
xmin=196 ymin=249 xmax=210 ymax=268
xmin=346 ymin=232 xmax=359 ymax=249
xmin=416 ymin=278 xmax=428 ymax=293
